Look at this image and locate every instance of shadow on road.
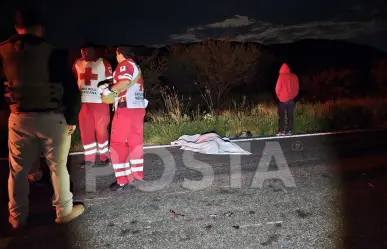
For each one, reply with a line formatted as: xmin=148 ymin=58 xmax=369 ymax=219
xmin=325 ymin=129 xmax=387 ymax=248
xmin=1 ymin=106 xmax=387 ymax=248
xmin=0 ymin=155 xmax=77 ymax=249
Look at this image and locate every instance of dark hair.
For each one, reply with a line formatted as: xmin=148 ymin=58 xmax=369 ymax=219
xmin=117 ymin=46 xmax=134 ymax=58
xmin=14 ymin=8 xmax=44 ymax=28
xmin=80 ymin=41 xmax=97 ymax=49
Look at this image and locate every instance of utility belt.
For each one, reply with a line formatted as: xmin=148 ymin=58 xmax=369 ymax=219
xmin=116 ymin=94 xmax=127 ymax=108
xmin=117 ymin=101 xmax=127 ymax=108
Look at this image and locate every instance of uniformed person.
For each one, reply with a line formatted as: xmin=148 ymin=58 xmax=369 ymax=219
xmin=72 ymin=42 xmax=113 ymax=168
xmin=0 ymin=9 xmax=85 ymax=229
xmin=99 ymin=46 xmax=147 ymax=191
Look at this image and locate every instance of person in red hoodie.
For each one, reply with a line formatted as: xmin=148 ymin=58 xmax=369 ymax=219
xmin=275 ymin=63 xmax=299 ymax=136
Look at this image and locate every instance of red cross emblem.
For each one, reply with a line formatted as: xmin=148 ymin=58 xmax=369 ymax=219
xmin=80 ymin=67 xmax=98 ymax=86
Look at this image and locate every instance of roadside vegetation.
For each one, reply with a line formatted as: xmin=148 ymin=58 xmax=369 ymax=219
xmin=70 ymin=37 xmax=387 ymax=151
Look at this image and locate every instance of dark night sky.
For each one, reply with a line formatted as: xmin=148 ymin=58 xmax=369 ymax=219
xmin=1 ymin=0 xmax=387 ymax=51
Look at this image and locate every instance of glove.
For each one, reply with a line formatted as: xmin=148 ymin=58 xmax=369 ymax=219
xmin=97 ymin=79 xmax=113 ymax=87
xmin=102 ymin=88 xmax=112 ymax=96
xmin=98 ymin=83 xmax=109 ymax=94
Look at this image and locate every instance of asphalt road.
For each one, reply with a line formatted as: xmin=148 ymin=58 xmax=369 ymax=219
xmin=0 ymin=130 xmax=387 ymax=249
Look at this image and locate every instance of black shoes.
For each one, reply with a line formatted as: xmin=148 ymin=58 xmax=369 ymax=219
xmin=276 ymin=131 xmax=292 ymax=136
xmin=109 ymin=179 xmax=142 ymax=191
xmin=109 ymin=181 xmax=129 ymax=191
xmin=79 ymin=161 xmax=95 ymax=168
xmin=97 ymin=159 xmax=111 ymax=167
xmin=80 ymin=159 xmax=111 ymax=168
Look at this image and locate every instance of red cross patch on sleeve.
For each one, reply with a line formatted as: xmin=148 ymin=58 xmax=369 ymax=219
xmin=102 ymin=59 xmax=113 ymax=79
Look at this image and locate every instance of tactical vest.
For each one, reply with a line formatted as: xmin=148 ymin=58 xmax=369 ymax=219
xmin=0 ymin=34 xmax=64 ymax=113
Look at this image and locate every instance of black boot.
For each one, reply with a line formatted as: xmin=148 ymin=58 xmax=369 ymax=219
xmin=80 ymin=161 xmax=95 ymax=169
xmin=97 ymin=159 xmax=111 ymax=167
xmin=109 ymin=181 xmax=128 ymax=191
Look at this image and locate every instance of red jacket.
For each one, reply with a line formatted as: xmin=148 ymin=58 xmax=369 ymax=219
xmin=275 ymin=63 xmax=299 ymax=102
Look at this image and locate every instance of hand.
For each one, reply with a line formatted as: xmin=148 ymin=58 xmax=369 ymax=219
xmin=67 ymin=125 xmax=76 ymax=135
xmin=97 ymin=79 xmax=113 ymax=87
xmin=102 ymin=88 xmax=112 ymax=96
xmin=98 ymin=83 xmax=109 ymax=94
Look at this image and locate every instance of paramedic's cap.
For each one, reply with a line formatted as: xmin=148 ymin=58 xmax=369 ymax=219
xmin=117 ymin=46 xmax=135 ymax=58
xmin=14 ymin=9 xmax=44 ymax=28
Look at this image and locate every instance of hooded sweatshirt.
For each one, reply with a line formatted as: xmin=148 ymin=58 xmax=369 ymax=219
xmin=275 ymin=63 xmax=299 ymax=102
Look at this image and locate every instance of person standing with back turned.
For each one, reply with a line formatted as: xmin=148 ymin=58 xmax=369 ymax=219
xmin=275 ymin=63 xmax=299 ymax=136
xmin=72 ymin=41 xmax=113 ymax=168
xmin=0 ymin=8 xmax=85 ymax=229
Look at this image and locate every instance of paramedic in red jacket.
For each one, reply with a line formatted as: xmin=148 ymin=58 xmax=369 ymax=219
xmin=73 ymin=42 xmax=113 ymax=168
xmin=275 ymin=63 xmax=299 ymax=136
xmin=100 ymin=46 xmax=147 ymax=191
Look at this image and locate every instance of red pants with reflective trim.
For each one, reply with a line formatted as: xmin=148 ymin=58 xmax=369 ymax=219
xmin=78 ymin=102 xmax=111 ymax=162
xmin=110 ymin=108 xmax=145 ymax=185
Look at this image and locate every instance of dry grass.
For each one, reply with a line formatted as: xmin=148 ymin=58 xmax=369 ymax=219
xmin=70 ymin=93 xmax=387 ymax=151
